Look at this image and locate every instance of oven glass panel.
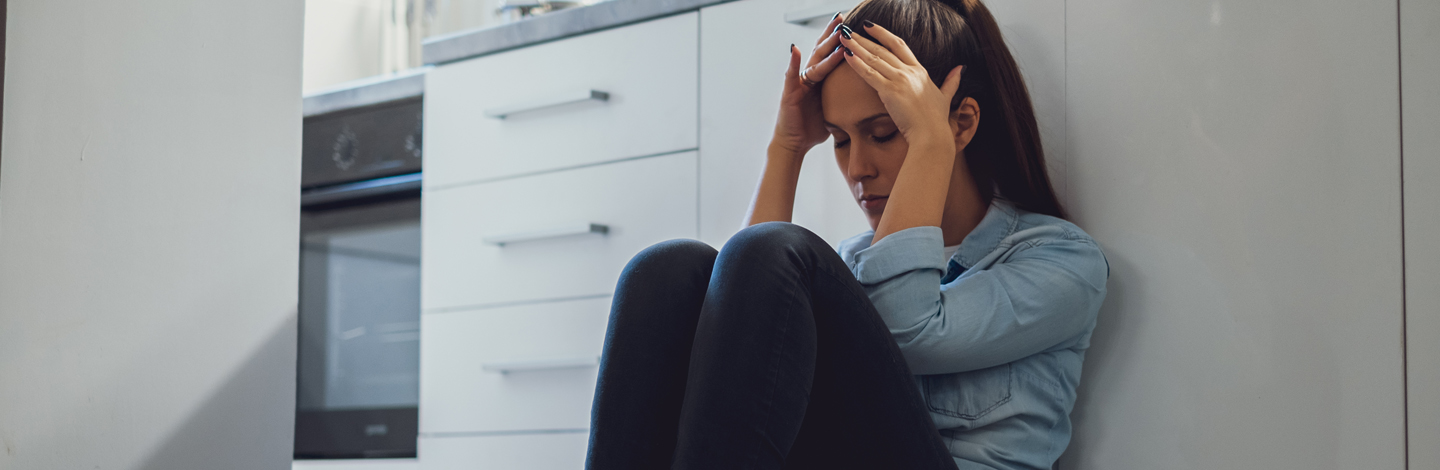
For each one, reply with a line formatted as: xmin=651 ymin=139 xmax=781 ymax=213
xmin=296 ymin=197 xmax=420 ymax=458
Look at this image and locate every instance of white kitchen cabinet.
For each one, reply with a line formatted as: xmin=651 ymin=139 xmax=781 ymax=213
xmin=697 ymin=0 xmax=870 ymax=247
xmin=1059 ymin=1 xmax=1405 ymax=468
xmin=423 ymin=13 xmax=698 ymax=189
xmin=419 ymin=432 xmax=588 ymax=470
xmin=422 ymin=152 xmax=698 ymax=311
xmin=420 ymin=296 xmax=610 ymax=435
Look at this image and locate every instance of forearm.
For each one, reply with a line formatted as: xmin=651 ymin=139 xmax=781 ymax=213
xmin=873 ymin=132 xmax=956 ymax=242
xmin=744 ymin=143 xmax=806 ymax=226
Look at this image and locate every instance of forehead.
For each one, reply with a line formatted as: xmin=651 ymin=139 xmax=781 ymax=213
xmin=820 ymin=63 xmax=886 ymax=128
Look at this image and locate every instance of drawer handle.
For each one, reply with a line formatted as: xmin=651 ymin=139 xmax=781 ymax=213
xmin=482 ymin=223 xmax=610 ymax=246
xmin=483 ymin=356 xmax=599 ymax=374
xmin=784 ymin=1 xmax=857 ymax=25
xmin=483 ymin=89 xmax=610 ymax=119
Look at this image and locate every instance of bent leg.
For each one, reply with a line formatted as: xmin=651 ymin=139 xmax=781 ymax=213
xmin=671 ymin=223 xmax=955 ymax=470
xmin=586 ymin=239 xmax=718 ymax=470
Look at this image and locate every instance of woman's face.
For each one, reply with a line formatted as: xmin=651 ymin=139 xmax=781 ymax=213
xmin=820 ymin=63 xmax=910 ymax=230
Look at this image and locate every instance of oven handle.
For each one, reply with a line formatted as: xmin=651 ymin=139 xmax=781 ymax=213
xmin=482 ymin=223 xmax=610 ymax=246
xmin=483 ymin=89 xmax=610 ymax=119
xmin=482 ymin=356 xmax=599 ymax=374
xmin=301 ymin=172 xmax=422 ymax=207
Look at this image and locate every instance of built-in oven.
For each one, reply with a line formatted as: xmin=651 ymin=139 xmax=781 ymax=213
xmin=295 ymin=71 xmax=425 ymax=460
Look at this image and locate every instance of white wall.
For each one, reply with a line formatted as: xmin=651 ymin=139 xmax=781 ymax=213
xmin=1403 ymin=0 xmax=1440 ymax=468
xmin=0 ymin=1 xmax=302 ymax=469
xmin=304 ymin=0 xmax=422 ymax=94
xmin=1059 ymin=0 xmax=1406 ymax=468
xmin=301 ymin=0 xmax=501 ymax=95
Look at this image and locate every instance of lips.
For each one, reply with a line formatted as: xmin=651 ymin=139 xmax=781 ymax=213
xmin=859 ymin=195 xmax=888 ymax=212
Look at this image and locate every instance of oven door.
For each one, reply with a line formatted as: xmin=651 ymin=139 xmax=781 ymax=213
xmin=295 ymin=182 xmax=420 ymax=459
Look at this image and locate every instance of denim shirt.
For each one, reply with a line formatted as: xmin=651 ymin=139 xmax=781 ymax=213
xmin=837 ymin=198 xmax=1110 ymax=470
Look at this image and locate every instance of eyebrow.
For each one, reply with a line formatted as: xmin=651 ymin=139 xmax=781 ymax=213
xmin=822 ymin=112 xmax=891 ymax=129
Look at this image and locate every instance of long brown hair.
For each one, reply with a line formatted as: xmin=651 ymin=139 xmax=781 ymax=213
xmin=844 ymin=0 xmax=1066 ymax=219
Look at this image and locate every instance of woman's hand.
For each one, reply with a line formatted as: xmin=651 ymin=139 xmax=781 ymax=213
xmin=838 ymin=22 xmax=963 ymax=147
xmin=770 ymin=13 xmax=850 ymax=157
xmin=748 ymin=14 xmax=849 ymax=227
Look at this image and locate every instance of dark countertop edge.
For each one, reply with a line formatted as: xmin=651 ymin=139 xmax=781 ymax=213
xmin=421 ymin=0 xmax=739 ymax=66
xmin=302 ymin=67 xmax=432 ymax=118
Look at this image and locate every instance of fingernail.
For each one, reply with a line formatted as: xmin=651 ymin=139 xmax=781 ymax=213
xmin=862 ymin=20 xmax=875 ymax=28
xmin=845 ymin=47 xmax=854 ymax=56
xmin=839 ymin=24 xmax=853 ymax=40
xmin=831 ymin=12 xmax=841 ymax=22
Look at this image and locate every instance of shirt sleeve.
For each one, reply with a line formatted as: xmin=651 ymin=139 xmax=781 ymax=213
xmin=848 ymin=225 xmax=1109 ymax=375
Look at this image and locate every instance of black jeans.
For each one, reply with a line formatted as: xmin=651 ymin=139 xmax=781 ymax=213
xmin=585 ymin=222 xmax=959 ymax=470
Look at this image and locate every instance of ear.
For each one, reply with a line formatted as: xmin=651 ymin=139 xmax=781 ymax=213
xmin=949 ymin=97 xmax=980 ymax=151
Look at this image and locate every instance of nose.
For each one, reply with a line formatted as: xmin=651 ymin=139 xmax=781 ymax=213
xmin=843 ymin=144 xmax=879 ymax=183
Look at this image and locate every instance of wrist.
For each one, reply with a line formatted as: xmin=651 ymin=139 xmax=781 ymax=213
xmin=767 ymin=141 xmax=809 ymax=164
xmin=903 ymin=126 xmax=957 ymax=152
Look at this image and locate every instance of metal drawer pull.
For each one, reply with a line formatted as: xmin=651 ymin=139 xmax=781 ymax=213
xmin=483 ymin=89 xmax=610 ymax=119
xmin=784 ymin=1 xmax=857 ymax=25
xmin=483 ymin=356 xmax=600 ymax=374
xmin=482 ymin=223 xmax=610 ymax=246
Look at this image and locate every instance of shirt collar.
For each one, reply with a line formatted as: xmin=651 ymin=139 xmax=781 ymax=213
xmin=952 ymin=198 xmax=1021 ymax=269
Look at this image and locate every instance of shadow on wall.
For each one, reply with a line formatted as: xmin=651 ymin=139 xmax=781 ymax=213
xmin=1056 ymin=235 xmax=1343 ymax=468
xmin=135 ymin=315 xmax=298 ymax=470
xmin=1056 ymin=250 xmax=1137 ymax=469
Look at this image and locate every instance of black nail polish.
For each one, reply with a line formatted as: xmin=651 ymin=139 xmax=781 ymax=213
xmin=831 ymin=12 xmax=841 ymax=22
xmin=862 ymin=20 xmax=875 ymax=28
xmin=839 ymin=24 xmax=853 ymax=40
xmin=845 ymin=47 xmax=854 ymax=56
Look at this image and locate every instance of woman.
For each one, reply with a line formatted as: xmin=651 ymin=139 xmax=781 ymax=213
xmin=585 ymin=0 xmax=1109 ymax=468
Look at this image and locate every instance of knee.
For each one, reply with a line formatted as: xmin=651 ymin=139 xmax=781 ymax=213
xmin=618 ymin=239 xmax=717 ymax=288
xmin=722 ymin=222 xmax=828 ymax=265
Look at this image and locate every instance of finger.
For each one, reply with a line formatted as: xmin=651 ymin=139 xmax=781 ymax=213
xmin=815 ymin=12 xmax=844 ymax=46
xmin=939 ymin=65 xmax=964 ymax=101
xmin=858 ymin=21 xmax=919 ymax=66
xmin=807 ymin=29 xmax=842 ymax=69
xmin=842 ymin=47 xmax=890 ymax=90
xmin=839 ymin=27 xmax=902 ymax=77
xmin=802 ymin=46 xmax=848 ymax=85
xmin=785 ymin=44 xmax=803 ymax=90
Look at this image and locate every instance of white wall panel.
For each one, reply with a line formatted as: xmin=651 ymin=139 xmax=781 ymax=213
xmin=1402 ymin=0 xmax=1440 ymax=468
xmin=1060 ymin=1 xmax=1405 ymax=468
xmin=0 ymin=0 xmax=303 ymax=468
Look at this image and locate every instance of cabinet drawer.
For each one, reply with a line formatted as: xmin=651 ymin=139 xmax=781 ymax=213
xmin=424 ymin=13 xmax=698 ymax=188
xmin=419 ymin=432 xmax=588 ymax=470
xmin=420 ymin=296 xmax=609 ymax=434
xmin=422 ymin=151 xmax=697 ymax=311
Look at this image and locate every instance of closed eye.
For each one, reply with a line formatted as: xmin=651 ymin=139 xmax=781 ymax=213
xmin=834 ymin=131 xmax=898 ymax=149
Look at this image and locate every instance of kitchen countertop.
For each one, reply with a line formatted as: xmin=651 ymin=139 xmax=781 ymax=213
xmin=422 ymin=0 xmax=765 ymax=65
xmin=302 ymin=67 xmax=430 ymax=118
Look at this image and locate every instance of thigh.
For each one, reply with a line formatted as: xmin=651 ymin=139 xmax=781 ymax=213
xmin=670 ymin=223 xmax=954 ymax=470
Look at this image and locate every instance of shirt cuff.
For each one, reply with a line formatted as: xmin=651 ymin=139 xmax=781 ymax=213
xmin=849 ymin=226 xmax=947 ymax=284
